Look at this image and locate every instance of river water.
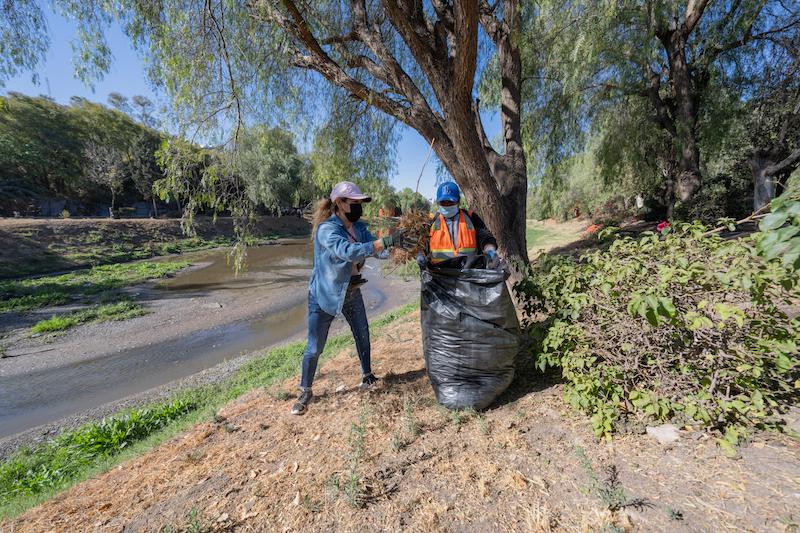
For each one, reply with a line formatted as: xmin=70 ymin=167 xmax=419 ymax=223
xmin=0 ymin=242 xmax=417 ymax=439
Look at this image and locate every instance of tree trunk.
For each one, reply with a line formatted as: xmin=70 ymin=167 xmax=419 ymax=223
xmin=664 ymin=177 xmax=675 ymax=219
xmin=663 ymin=32 xmax=703 ymax=203
xmin=151 ymin=197 xmax=158 ymax=218
xmin=750 ymin=156 xmax=776 ymax=211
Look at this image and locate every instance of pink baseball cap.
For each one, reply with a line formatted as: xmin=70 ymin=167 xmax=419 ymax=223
xmin=330 ymin=181 xmax=372 ymax=202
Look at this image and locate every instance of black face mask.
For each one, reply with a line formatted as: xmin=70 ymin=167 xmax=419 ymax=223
xmin=344 ymin=203 xmax=363 ymax=222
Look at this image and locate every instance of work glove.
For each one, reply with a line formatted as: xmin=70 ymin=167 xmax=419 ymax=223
xmin=381 ymin=228 xmax=407 ymax=249
xmin=485 ymin=248 xmax=500 ymax=269
xmin=416 ymin=254 xmax=427 ymax=269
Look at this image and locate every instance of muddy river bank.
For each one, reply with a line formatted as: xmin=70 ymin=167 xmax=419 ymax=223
xmin=0 ymin=241 xmax=419 ymax=458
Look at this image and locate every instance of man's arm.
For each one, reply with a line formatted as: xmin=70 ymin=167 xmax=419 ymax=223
xmin=469 ymin=212 xmax=498 ymax=252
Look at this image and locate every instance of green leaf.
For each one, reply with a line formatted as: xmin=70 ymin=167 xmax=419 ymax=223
xmin=717 ymin=438 xmax=736 ymax=456
xmin=658 ymin=297 xmax=676 ymax=317
xmin=776 ymin=354 xmax=793 ymax=372
xmin=645 ymin=307 xmax=659 ymax=327
xmin=760 ymin=212 xmax=789 ymax=231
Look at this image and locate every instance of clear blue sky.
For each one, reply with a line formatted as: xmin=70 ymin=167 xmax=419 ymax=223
xmin=2 ymin=7 xmax=501 ymax=203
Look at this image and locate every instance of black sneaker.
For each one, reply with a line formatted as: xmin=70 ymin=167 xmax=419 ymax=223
xmin=291 ymin=389 xmax=313 ymax=415
xmin=360 ymin=373 xmax=379 ymax=391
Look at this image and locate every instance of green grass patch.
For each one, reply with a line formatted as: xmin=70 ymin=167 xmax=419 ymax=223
xmin=526 ymin=220 xmax=583 ymax=254
xmin=30 ymin=315 xmax=79 ymax=333
xmin=31 ymin=301 xmax=148 ymax=333
xmin=0 ymin=301 xmax=418 ymax=519
xmin=0 ymin=261 xmax=189 ymax=315
xmin=526 ymin=226 xmax=556 ymax=246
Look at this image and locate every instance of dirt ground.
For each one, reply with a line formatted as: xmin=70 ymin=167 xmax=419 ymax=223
xmin=5 ymin=310 xmax=798 ymax=532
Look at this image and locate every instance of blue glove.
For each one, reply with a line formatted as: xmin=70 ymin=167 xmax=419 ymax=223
xmin=485 ymin=248 xmax=500 ymax=269
xmin=416 ymin=254 xmax=427 ymax=269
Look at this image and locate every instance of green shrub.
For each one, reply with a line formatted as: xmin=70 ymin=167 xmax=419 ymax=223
xmin=516 ymin=223 xmax=799 ymax=451
xmin=756 ymin=183 xmax=800 ymax=270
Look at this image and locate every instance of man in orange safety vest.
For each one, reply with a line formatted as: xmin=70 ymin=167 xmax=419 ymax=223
xmin=418 ymin=181 xmax=500 ymax=269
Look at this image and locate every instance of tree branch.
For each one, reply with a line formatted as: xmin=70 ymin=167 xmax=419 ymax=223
xmin=380 ymin=0 xmax=449 ymax=101
xmin=684 ymin=0 xmax=711 ymax=35
xmin=320 ymin=31 xmax=360 ymax=45
xmin=473 ymin=98 xmax=499 ymax=167
xmin=478 ymin=0 xmax=505 ymax=43
xmin=646 ymin=66 xmax=677 ymax=136
xmin=347 ymin=0 xmax=450 ymax=140
xmin=277 ymin=0 xmax=411 ymax=122
xmin=703 ymin=5 xmax=800 ymax=60
xmin=205 ymin=0 xmax=243 ymax=141
xmin=766 ymin=146 xmax=800 ymax=176
xmin=452 ymin=1 xmax=479 ymax=104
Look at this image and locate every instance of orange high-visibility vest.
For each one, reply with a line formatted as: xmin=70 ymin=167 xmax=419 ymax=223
xmin=429 ymin=210 xmax=478 ymax=263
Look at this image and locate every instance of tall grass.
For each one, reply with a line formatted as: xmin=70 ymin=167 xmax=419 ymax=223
xmin=0 ymin=301 xmax=418 ymax=519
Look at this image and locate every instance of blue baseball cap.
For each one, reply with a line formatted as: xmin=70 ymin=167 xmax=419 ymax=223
xmin=436 ymin=181 xmax=460 ymax=204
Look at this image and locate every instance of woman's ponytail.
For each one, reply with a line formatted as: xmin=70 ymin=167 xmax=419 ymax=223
xmin=311 ymin=198 xmax=336 ymax=239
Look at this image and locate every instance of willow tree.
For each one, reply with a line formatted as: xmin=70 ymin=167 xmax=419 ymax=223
xmin=2 ymin=0 xmax=532 ymax=272
xmin=527 ymin=0 xmax=800 ymax=208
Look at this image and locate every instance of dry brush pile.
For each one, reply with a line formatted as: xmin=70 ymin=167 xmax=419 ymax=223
xmin=387 ymin=209 xmax=430 ymax=265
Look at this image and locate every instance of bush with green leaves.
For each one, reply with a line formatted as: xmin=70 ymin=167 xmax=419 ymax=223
xmin=515 ymin=223 xmax=799 ymax=452
xmin=756 ymin=185 xmax=800 ymax=270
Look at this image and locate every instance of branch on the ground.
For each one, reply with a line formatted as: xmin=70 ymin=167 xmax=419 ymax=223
xmin=701 ymin=204 xmax=771 ymax=237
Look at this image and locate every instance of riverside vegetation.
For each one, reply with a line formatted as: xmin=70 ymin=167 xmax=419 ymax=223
xmin=0 ymin=262 xmax=190 ymax=315
xmin=516 ymin=191 xmax=800 ymax=453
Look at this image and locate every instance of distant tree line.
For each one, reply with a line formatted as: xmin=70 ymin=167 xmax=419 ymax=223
xmin=0 ymin=92 xmax=429 ymax=218
xmin=0 ymin=92 xmax=165 ymax=216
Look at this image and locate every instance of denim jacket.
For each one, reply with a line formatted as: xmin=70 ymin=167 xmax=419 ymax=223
xmin=310 ymin=215 xmax=378 ymax=316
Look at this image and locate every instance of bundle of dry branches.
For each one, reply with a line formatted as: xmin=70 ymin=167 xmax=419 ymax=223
xmin=388 ymin=209 xmax=431 ymax=265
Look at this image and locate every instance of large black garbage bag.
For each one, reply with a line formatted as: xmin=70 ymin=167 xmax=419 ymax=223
xmin=421 ymin=266 xmax=520 ymax=410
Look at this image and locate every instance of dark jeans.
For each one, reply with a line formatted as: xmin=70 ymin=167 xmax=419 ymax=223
xmin=300 ymin=288 xmax=371 ymax=389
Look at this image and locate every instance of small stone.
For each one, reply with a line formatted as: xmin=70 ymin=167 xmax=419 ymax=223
xmin=335 ymin=384 xmax=346 ymax=393
xmin=292 ymin=491 xmax=301 ymax=506
xmin=217 ymin=512 xmax=229 ymax=523
xmin=646 ymin=424 xmax=680 ymax=444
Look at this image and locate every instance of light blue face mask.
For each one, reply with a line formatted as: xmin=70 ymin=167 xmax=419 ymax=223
xmin=438 ymin=205 xmax=459 ymax=218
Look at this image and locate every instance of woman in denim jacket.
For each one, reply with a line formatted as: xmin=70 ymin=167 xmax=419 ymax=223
xmin=291 ymin=181 xmax=405 ymax=415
